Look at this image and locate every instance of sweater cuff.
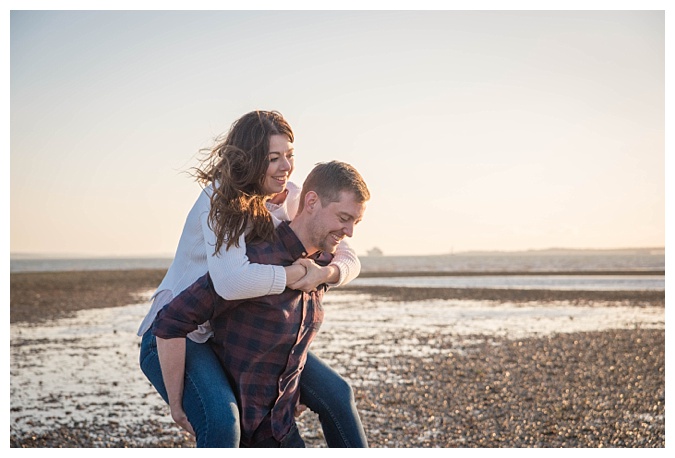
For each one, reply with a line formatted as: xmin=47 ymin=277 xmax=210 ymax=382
xmin=269 ymin=265 xmax=287 ymax=294
xmin=325 ymin=262 xmax=348 ymax=287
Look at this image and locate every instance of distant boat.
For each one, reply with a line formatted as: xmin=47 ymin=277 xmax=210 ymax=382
xmin=367 ymin=247 xmax=384 ymax=257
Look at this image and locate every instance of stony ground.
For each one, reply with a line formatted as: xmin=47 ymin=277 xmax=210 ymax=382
xmin=10 ymin=270 xmax=665 ymax=448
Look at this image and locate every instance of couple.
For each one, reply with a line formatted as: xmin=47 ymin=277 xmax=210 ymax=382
xmin=137 ymin=110 xmax=370 ymax=448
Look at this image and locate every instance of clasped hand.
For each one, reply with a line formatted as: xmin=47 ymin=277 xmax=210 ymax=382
xmin=288 ymin=258 xmax=326 ymax=292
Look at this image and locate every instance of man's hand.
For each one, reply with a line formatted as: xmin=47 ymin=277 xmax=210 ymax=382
xmin=170 ymin=405 xmax=196 ymax=436
xmin=288 ymin=258 xmax=337 ymax=292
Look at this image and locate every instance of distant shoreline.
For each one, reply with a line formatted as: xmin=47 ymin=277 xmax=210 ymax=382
xmin=9 ymin=246 xmax=665 ymax=260
xmin=10 ymin=250 xmax=664 ymax=275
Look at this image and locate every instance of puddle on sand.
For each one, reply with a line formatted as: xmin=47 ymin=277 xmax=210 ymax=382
xmin=10 ymin=298 xmax=179 ymax=439
xmin=10 ymin=290 xmax=664 ymax=438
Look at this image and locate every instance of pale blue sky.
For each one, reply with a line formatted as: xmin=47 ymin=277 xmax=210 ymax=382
xmin=8 ymin=6 xmax=667 ymax=257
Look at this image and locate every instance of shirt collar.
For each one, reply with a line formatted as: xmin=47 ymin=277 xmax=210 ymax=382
xmin=277 ymin=221 xmax=320 ymax=260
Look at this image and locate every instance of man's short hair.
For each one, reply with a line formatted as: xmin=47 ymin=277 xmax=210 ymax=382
xmin=298 ymin=161 xmax=370 ymax=212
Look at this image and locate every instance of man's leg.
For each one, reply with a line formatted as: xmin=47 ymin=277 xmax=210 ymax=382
xmin=299 ymin=351 xmax=368 ymax=447
xmin=139 ymin=330 xmax=241 ymax=447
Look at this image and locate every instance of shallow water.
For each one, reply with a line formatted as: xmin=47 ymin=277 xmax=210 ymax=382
xmin=9 ymin=297 xmax=178 ymax=440
xmin=350 ymin=274 xmax=665 ymax=291
xmin=311 ymin=293 xmax=665 ymax=385
xmin=9 ymin=290 xmax=665 ymax=438
xmin=9 ymin=252 xmax=665 ymax=273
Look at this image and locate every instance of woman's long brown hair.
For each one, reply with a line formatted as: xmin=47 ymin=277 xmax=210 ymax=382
xmin=192 ymin=110 xmax=294 ymax=256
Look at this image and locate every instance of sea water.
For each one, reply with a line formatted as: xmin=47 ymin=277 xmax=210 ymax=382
xmin=10 ymin=252 xmax=666 ymax=292
xmin=350 ymin=274 xmax=665 ymax=291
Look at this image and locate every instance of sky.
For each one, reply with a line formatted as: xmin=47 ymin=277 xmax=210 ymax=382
xmin=7 ymin=3 xmax=668 ymax=257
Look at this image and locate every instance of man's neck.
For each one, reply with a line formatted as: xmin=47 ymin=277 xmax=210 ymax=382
xmin=288 ymin=217 xmax=318 ymax=256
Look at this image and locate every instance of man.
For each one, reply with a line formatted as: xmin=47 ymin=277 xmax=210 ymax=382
xmin=152 ymin=161 xmax=370 ymax=447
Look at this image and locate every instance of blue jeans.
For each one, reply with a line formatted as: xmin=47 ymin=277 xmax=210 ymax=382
xmin=139 ymin=331 xmax=368 ymax=448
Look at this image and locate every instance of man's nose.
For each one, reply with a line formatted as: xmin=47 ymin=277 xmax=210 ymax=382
xmin=343 ymin=222 xmax=355 ymax=238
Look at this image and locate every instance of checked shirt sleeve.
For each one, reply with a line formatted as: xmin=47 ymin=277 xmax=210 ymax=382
xmin=152 ymin=273 xmax=241 ymax=339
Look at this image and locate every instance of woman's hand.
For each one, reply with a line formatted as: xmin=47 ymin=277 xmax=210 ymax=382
xmin=170 ymin=404 xmax=196 ymax=436
xmin=288 ymin=258 xmax=338 ymax=292
xmin=294 ymin=402 xmax=308 ymax=418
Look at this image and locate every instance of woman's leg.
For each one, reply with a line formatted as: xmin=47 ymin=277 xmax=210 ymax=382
xmin=299 ymin=351 xmax=368 ymax=447
xmin=139 ymin=331 xmax=241 ymax=447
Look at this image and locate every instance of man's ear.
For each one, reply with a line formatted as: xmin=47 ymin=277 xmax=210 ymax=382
xmin=303 ymin=191 xmax=320 ymax=213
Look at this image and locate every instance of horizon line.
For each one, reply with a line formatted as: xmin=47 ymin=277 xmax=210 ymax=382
xmin=9 ymin=246 xmax=666 ymax=260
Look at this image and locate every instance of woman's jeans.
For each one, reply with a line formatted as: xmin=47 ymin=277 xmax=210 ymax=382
xmin=139 ymin=331 xmax=368 ymax=448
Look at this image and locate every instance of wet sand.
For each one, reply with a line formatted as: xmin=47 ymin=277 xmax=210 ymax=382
xmin=10 ymin=269 xmax=665 ymax=448
xmin=10 ymin=269 xmax=166 ymax=324
xmin=10 ymin=269 xmax=664 ymax=324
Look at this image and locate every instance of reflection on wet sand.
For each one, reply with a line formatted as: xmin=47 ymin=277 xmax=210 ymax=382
xmin=10 ymin=287 xmax=665 ymax=447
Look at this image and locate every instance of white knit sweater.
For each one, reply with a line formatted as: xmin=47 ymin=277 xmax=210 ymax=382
xmin=137 ymin=181 xmax=361 ymax=341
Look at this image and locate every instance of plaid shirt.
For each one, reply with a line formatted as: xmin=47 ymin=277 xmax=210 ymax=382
xmin=152 ymin=221 xmax=333 ymax=446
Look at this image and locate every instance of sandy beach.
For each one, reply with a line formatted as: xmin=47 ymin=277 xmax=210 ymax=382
xmin=10 ymin=269 xmax=665 ymax=448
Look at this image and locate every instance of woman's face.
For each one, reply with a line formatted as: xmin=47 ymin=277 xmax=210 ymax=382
xmin=262 ymin=134 xmax=295 ymax=195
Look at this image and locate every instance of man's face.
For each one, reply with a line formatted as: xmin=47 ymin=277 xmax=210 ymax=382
xmin=307 ymin=190 xmax=366 ymax=254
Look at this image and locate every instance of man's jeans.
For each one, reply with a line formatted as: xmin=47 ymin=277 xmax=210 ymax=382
xmin=139 ymin=331 xmax=368 ymax=447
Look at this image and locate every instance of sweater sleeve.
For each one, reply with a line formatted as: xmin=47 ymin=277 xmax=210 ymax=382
xmin=327 ymin=238 xmax=361 ymax=287
xmin=199 ymin=191 xmax=287 ymax=300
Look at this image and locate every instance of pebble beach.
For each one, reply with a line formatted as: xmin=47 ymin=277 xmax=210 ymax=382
xmin=9 ymin=269 xmax=666 ymax=448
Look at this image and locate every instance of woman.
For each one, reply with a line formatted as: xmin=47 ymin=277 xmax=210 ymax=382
xmin=138 ymin=110 xmax=367 ymax=447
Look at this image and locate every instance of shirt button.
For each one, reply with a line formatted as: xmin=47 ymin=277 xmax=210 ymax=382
xmin=302 ymin=252 xmax=307 ymax=257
